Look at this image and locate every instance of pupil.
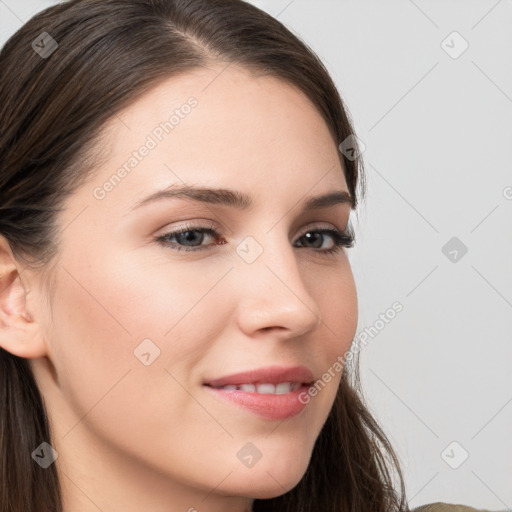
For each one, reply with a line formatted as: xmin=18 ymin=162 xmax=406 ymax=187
xmin=178 ymin=231 xmax=202 ymax=246
xmin=304 ymin=232 xmax=322 ymax=248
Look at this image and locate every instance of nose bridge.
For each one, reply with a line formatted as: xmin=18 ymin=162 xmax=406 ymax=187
xmin=233 ymin=229 xmax=322 ymax=336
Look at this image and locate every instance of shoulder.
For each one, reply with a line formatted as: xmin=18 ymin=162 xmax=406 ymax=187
xmin=412 ymin=502 xmax=498 ymax=512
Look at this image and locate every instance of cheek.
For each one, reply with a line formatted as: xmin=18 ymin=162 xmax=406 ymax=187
xmin=47 ymin=265 xmax=143 ymax=423
xmin=47 ymin=255 xmax=226 ymax=463
xmin=310 ymin=260 xmax=358 ymax=396
xmin=48 ymin=250 xmax=230 ymax=410
xmin=314 ymin=258 xmax=358 ymax=348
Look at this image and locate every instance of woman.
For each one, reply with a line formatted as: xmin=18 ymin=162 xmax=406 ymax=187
xmin=0 ymin=1 xmax=493 ymax=511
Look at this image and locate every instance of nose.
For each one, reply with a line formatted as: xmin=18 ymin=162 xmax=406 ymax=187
xmin=233 ymin=235 xmax=323 ymax=339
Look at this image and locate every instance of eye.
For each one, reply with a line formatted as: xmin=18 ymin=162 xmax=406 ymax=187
xmin=154 ymin=222 xmax=222 ymax=252
xmin=154 ymin=222 xmax=355 ymax=255
xmin=294 ymin=226 xmax=355 ymax=255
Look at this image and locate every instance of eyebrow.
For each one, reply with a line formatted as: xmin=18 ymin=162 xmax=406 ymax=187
xmin=128 ymin=184 xmax=354 ymax=214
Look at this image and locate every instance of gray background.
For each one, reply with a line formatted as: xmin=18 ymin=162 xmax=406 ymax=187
xmin=1 ymin=0 xmax=511 ymax=510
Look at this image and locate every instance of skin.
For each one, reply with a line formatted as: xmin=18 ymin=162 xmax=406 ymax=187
xmin=0 ymin=64 xmax=358 ymax=512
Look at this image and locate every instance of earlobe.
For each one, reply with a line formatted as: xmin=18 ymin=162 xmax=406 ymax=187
xmin=0 ymin=236 xmax=48 ymax=359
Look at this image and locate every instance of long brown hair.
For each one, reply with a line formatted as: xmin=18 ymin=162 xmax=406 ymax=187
xmin=0 ymin=1 xmax=409 ymax=510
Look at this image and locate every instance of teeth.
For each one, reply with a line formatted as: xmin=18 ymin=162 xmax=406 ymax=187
xmin=275 ymin=382 xmax=292 ymax=394
xmin=213 ymin=382 xmax=302 ymax=394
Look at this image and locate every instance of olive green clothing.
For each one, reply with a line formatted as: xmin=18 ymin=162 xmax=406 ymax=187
xmin=413 ymin=502 xmax=503 ymax=512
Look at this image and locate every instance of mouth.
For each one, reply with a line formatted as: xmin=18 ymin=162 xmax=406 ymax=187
xmin=201 ymin=365 xmax=316 ymax=420
xmin=202 ymin=382 xmax=314 ymax=420
xmin=203 ymin=381 xmax=313 ymax=394
xmin=202 ymin=364 xmax=316 ymax=389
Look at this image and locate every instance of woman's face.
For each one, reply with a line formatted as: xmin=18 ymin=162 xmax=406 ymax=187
xmin=28 ymin=64 xmax=358 ymax=511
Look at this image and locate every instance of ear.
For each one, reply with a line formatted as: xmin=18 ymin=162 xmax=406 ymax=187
xmin=0 ymin=235 xmax=48 ymax=359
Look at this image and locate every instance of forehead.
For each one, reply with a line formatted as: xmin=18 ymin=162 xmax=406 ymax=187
xmin=82 ymin=64 xmax=347 ymax=212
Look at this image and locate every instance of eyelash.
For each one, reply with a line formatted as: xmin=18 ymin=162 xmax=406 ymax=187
xmin=154 ymin=222 xmax=355 ymax=256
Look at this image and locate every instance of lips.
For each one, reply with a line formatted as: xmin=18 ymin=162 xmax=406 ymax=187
xmin=203 ymin=365 xmax=315 ymax=388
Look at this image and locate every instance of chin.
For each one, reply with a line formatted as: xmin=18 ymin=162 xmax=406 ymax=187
xmin=225 ymin=460 xmax=308 ymax=500
xmin=246 ymin=476 xmax=304 ymax=500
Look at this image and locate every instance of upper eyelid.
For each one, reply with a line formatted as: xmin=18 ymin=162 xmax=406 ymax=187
xmin=161 ymin=221 xmax=348 ymax=237
xmin=162 ymin=215 xmax=349 ymax=232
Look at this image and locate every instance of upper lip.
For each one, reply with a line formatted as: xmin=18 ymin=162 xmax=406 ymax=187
xmin=203 ymin=365 xmax=316 ymax=387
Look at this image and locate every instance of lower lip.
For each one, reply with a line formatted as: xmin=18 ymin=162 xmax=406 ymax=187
xmin=202 ymin=384 xmax=312 ymax=420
